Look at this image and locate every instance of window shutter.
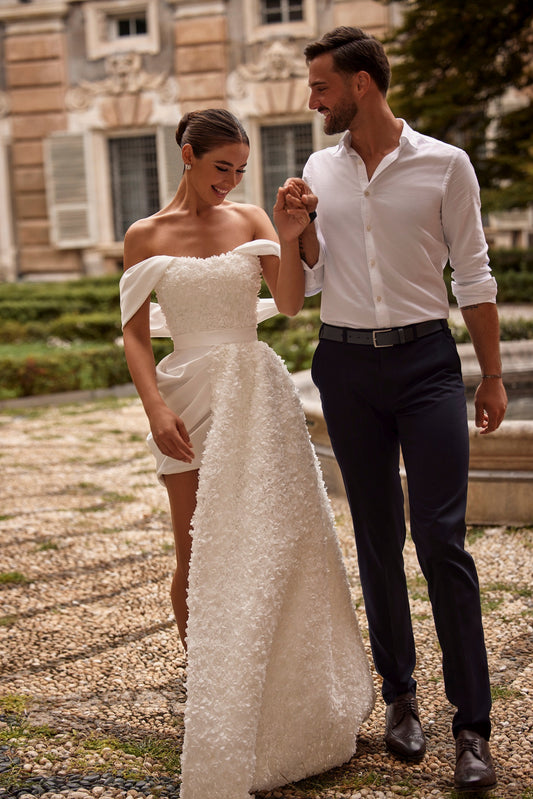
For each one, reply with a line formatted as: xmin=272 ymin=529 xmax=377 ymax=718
xmin=44 ymin=132 xmax=95 ymax=248
xmin=157 ymin=125 xmax=179 ymax=206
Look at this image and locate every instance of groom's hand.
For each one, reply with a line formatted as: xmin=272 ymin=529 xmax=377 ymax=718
xmin=283 ymin=178 xmax=318 ymax=217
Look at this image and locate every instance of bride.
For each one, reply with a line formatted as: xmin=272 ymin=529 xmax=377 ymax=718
xmin=119 ymin=108 xmax=374 ymax=799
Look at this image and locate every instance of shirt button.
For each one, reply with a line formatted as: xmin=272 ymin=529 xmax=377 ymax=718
xmin=366 ymin=225 xmax=371 ymax=231
xmin=376 ymin=296 xmax=382 ymax=302
xmin=364 ymin=190 xmax=370 ymax=197
xmin=370 ymin=259 xmax=376 ymax=266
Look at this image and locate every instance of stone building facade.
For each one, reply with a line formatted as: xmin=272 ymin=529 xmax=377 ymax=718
xmin=0 ymin=0 xmax=399 ymax=281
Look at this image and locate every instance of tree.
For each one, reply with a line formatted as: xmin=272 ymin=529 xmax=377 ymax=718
xmin=384 ymin=0 xmax=533 ymax=210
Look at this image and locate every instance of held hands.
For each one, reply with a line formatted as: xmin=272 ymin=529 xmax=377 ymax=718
xmin=273 ymin=178 xmax=318 ymax=242
xmin=474 ymin=378 xmax=508 ymax=435
xmin=149 ymin=403 xmax=195 ymax=462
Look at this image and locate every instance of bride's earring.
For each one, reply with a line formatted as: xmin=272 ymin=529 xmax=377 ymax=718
xmin=184 ymin=163 xmax=191 ymax=171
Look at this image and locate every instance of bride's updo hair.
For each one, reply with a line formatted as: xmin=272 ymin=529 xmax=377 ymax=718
xmin=176 ymin=109 xmax=249 ymax=157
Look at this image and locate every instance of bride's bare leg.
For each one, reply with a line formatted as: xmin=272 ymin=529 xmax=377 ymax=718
xmin=164 ymin=469 xmax=199 ymax=650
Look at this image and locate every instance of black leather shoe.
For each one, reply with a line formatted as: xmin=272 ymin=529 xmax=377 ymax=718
xmin=454 ymin=729 xmax=497 ymax=792
xmin=384 ymin=692 xmax=426 ymax=760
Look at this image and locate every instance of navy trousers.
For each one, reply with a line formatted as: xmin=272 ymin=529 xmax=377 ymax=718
xmin=312 ymin=324 xmax=492 ymax=739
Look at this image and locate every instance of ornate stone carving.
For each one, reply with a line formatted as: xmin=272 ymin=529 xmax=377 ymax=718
xmin=65 ymin=52 xmax=178 ymax=126
xmin=228 ymin=40 xmax=308 ymax=100
xmin=228 ymin=40 xmax=309 ymax=116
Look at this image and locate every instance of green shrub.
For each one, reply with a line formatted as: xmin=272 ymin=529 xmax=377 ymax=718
xmin=0 ymin=274 xmax=119 ymax=302
xmin=0 ymin=299 xmax=70 ymax=323
xmin=0 ymin=319 xmax=44 ymax=344
xmin=0 ymin=313 xmax=123 ymax=344
xmin=488 ymin=248 xmax=533 ymax=272
xmin=493 ymin=271 xmax=533 ymax=303
xmin=0 ymin=285 xmax=120 ymax=323
xmin=261 ymin=326 xmax=318 ymax=372
xmin=0 ymin=345 xmax=131 ymax=399
xmin=499 ymin=318 xmax=533 ymax=341
xmin=258 ymin=310 xmax=320 ymax=372
xmin=152 ymin=340 xmax=174 ymax=361
xmin=443 ymin=251 xmax=533 ymax=303
xmin=48 ymin=313 xmax=122 ymax=342
xmin=0 ymin=255 xmax=531 ymax=399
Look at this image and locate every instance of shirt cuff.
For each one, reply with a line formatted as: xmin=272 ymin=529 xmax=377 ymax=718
xmin=452 ymin=275 xmax=498 ymax=307
xmin=303 ymin=243 xmax=325 ymax=297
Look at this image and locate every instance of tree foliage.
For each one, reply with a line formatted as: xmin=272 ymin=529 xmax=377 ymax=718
xmin=384 ymin=0 xmax=533 ymax=209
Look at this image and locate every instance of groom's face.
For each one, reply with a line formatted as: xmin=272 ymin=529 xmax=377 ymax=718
xmin=308 ymin=53 xmax=359 ymax=135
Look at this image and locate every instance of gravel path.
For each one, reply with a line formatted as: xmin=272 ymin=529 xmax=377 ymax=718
xmin=0 ymin=397 xmax=531 ymax=799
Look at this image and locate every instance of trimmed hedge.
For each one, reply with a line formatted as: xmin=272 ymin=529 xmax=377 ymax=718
xmin=0 ymin=288 xmax=120 ymax=323
xmin=0 ymin=313 xmax=123 ymax=344
xmin=0 ymin=341 xmax=174 ymax=400
xmin=489 ymin=271 xmax=533 ymax=303
xmin=0 ymin=274 xmax=120 ymax=301
xmin=488 ymin=248 xmax=533 ymax=272
xmin=3 ymin=314 xmax=532 ymax=400
xmin=0 ymin=251 xmax=532 ymax=399
xmin=0 ymin=346 xmax=130 ymax=399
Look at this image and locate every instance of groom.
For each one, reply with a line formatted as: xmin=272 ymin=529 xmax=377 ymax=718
xmin=289 ymin=26 xmax=507 ymax=793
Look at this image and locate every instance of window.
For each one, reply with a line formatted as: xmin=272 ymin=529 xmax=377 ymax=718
xmin=84 ymin=0 xmax=159 ymax=59
xmin=260 ymin=0 xmax=304 ymax=24
xmin=111 ymin=13 xmax=148 ymax=38
xmin=108 ymin=136 xmax=159 ymax=241
xmin=45 ymin=127 xmax=178 ymax=249
xmin=260 ymin=123 xmax=313 ymax=219
xmin=245 ymin=0 xmax=315 ymax=42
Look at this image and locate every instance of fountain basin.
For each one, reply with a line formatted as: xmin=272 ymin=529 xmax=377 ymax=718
xmin=293 ymin=341 xmax=533 ymax=526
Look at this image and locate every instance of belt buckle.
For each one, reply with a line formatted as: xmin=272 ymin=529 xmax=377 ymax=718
xmin=373 ymin=328 xmax=394 ymax=348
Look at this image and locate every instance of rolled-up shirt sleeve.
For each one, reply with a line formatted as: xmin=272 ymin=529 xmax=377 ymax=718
xmin=444 ymin=150 xmax=497 ymax=307
xmin=302 ymin=162 xmax=325 ymax=296
xmin=303 ymin=242 xmax=325 ymax=296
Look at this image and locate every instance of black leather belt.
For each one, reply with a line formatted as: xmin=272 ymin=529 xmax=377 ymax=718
xmin=319 ymin=319 xmax=447 ymax=348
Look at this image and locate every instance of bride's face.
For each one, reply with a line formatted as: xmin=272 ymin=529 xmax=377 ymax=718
xmin=189 ymin=142 xmax=249 ymax=205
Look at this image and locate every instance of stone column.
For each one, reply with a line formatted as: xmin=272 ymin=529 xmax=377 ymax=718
xmin=0 ymin=89 xmax=17 ymax=281
xmin=1 ymin=1 xmax=82 ymax=278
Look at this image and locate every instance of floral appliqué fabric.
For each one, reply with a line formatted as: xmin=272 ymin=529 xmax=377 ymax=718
xmin=119 ymin=241 xmax=374 ymax=799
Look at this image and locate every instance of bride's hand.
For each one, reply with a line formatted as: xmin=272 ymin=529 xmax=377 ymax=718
xmin=273 ymin=186 xmax=313 ymax=241
xmin=149 ymin=404 xmax=194 ymax=463
xmin=283 ymin=178 xmax=317 ymax=215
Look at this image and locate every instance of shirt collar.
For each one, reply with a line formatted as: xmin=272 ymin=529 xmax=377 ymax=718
xmin=334 ymin=119 xmax=419 ymax=158
xmin=334 ymin=130 xmax=352 ymax=157
xmin=398 ymin=120 xmax=420 ymax=149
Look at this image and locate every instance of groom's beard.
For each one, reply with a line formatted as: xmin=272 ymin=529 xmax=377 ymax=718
xmin=321 ymin=98 xmax=359 ymax=135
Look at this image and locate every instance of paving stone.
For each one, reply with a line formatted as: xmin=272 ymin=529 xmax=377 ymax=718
xmin=0 ymin=398 xmax=531 ymax=798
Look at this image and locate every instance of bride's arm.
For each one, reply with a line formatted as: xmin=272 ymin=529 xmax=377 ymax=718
xmin=122 ymin=305 xmax=194 ymax=464
xmin=122 ymin=226 xmax=195 ymax=463
xmin=251 ymin=199 xmax=308 ymax=317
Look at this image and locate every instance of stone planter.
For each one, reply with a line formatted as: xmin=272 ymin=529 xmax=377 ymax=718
xmin=293 ymin=367 xmax=533 ymax=527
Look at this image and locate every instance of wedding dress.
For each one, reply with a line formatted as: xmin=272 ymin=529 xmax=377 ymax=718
xmin=120 ymin=240 xmax=374 ymax=799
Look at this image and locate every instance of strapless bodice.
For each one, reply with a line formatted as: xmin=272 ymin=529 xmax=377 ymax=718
xmin=119 ymin=240 xmax=281 ymax=342
xmin=155 ymin=251 xmax=261 ymax=339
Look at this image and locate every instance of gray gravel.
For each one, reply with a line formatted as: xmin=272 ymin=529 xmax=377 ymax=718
xmin=0 ymin=397 xmax=531 ymax=799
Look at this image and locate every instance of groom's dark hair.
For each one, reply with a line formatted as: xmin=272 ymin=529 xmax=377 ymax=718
xmin=304 ymin=26 xmax=391 ymax=96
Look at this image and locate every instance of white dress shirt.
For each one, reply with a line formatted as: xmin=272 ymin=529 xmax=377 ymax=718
xmin=303 ymin=121 xmax=497 ymax=329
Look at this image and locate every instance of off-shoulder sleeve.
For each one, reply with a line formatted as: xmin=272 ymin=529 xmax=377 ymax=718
xmin=233 ymin=239 xmax=280 ymax=258
xmin=119 ymin=257 xmax=173 ymax=331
